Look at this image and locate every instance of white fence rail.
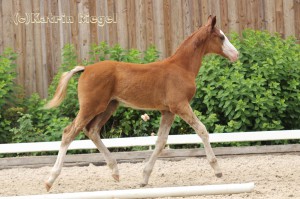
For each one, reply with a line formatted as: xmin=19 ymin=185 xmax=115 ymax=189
xmin=1 ymin=130 xmax=300 ymax=154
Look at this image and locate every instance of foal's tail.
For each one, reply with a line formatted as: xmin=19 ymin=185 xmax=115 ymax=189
xmin=44 ymin=66 xmax=85 ymax=109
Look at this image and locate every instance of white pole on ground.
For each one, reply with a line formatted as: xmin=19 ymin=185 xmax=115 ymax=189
xmin=0 ymin=183 xmax=255 ymax=199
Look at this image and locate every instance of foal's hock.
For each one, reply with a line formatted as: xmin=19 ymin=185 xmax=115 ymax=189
xmin=44 ymin=15 xmax=239 ymax=191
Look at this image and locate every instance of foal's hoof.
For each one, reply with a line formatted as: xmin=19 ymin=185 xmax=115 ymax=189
xmin=140 ymin=183 xmax=147 ymax=187
xmin=112 ymin=174 xmax=120 ymax=182
xmin=45 ymin=182 xmax=52 ymax=192
xmin=215 ymin=172 xmax=223 ymax=178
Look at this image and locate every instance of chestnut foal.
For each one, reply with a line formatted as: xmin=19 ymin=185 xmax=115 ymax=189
xmin=45 ymin=16 xmax=238 ymax=191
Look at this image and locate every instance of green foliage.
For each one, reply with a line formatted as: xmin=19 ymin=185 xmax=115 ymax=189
xmin=10 ymin=113 xmax=43 ymax=143
xmin=0 ymin=48 xmax=19 ymax=143
xmin=8 ymin=93 xmax=73 ymax=143
xmin=192 ymin=30 xmax=300 ymax=133
xmin=0 ymin=115 xmax=13 ymax=143
xmin=0 ymin=48 xmax=18 ymax=110
xmin=143 ymin=45 xmax=160 ymax=63
xmin=106 ymin=109 xmax=160 ymax=138
xmin=88 ymin=42 xmax=110 ymax=63
xmin=61 ymin=44 xmax=78 ymax=71
xmin=2 ymin=30 xmax=300 ymax=150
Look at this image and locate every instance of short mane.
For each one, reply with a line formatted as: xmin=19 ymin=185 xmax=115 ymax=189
xmin=168 ymin=26 xmax=209 ymax=60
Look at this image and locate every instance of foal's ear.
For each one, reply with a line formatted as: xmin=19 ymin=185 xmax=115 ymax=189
xmin=211 ymin=16 xmax=216 ymax=29
xmin=206 ymin=15 xmax=217 ymax=31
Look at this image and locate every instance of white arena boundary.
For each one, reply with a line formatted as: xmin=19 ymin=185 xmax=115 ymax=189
xmin=0 ymin=183 xmax=255 ymax=199
xmin=0 ymin=130 xmax=300 ymax=154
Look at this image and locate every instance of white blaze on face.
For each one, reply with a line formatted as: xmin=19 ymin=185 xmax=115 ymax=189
xmin=220 ymin=30 xmax=239 ymax=62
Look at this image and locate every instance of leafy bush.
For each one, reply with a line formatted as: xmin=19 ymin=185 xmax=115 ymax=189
xmin=3 ymin=30 xmax=300 ymax=147
xmin=193 ymin=30 xmax=300 ymax=133
xmin=0 ymin=48 xmax=18 ymax=110
xmin=0 ymin=48 xmax=19 ymax=143
xmin=11 ymin=113 xmax=43 ymax=143
xmin=9 ymin=93 xmax=73 ymax=143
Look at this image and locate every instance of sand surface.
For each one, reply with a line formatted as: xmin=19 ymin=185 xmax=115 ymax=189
xmin=0 ymin=153 xmax=299 ymax=199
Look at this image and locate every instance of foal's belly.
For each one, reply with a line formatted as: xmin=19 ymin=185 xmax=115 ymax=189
xmin=114 ymin=95 xmax=169 ymax=111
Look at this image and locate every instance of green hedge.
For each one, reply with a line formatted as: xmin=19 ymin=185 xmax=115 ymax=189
xmin=0 ymin=49 xmax=20 ymax=143
xmin=0 ymin=29 xmax=299 ymax=146
xmin=193 ymin=30 xmax=300 ymax=133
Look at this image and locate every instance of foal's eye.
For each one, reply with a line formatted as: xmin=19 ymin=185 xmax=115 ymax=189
xmin=220 ymin=35 xmax=225 ymax=41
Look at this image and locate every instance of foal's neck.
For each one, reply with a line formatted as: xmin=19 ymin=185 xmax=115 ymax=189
xmin=167 ymin=28 xmax=208 ymax=77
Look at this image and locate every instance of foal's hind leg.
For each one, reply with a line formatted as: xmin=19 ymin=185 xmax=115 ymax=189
xmin=84 ymin=100 xmax=120 ymax=181
xmin=45 ymin=110 xmax=94 ymax=191
xmin=141 ymin=111 xmax=175 ymax=186
xmin=171 ymin=102 xmax=222 ymax=177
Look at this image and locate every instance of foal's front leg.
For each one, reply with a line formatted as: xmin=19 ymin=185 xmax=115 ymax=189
xmin=141 ymin=111 xmax=175 ymax=186
xmin=171 ymin=103 xmax=222 ymax=177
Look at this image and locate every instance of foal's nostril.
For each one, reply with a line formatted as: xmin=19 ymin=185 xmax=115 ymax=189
xmin=229 ymin=51 xmax=239 ymax=62
xmin=232 ymin=51 xmax=239 ymax=61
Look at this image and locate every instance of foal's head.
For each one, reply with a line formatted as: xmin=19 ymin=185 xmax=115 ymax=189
xmin=201 ymin=16 xmax=239 ymax=62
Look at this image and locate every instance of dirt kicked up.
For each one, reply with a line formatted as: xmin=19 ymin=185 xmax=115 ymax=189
xmin=0 ymin=153 xmax=299 ymax=199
